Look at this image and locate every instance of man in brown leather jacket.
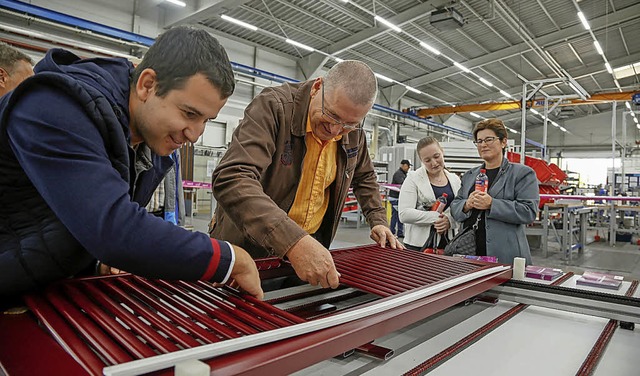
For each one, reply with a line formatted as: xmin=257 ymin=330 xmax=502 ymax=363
xmin=0 ymin=42 xmax=34 ymax=97
xmin=211 ymin=60 xmax=402 ymax=289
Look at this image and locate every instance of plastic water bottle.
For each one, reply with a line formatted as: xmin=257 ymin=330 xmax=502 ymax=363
xmin=475 ymin=169 xmax=488 ymax=192
xmin=430 ymin=193 xmax=448 ymax=213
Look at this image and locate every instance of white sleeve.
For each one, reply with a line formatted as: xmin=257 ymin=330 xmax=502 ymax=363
xmin=398 ymin=173 xmax=440 ymax=225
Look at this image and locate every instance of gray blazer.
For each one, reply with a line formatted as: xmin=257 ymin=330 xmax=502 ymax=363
xmin=450 ymin=158 xmax=539 ymax=264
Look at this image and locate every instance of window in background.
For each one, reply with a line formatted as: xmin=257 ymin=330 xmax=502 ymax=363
xmin=561 ymin=158 xmax=621 ymax=187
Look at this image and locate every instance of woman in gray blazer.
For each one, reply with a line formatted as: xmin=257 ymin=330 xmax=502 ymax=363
xmin=450 ymin=119 xmax=539 ymax=264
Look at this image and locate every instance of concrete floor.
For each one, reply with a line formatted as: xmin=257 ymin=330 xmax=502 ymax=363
xmin=189 ymin=215 xmax=640 ymax=281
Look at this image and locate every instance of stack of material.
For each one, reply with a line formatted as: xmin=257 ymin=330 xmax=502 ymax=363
xmin=11 ymin=246 xmax=510 ymax=376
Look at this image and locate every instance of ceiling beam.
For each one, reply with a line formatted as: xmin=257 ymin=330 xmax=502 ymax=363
xmin=298 ymin=54 xmax=328 ymax=80
xmin=439 ymin=51 xmax=640 ymax=108
xmin=379 ymin=86 xmax=409 ymax=107
xmin=414 ymin=91 xmax=638 ymax=117
xmin=308 ymin=0 xmax=449 ymax=59
xmin=189 ymin=24 xmax=294 ymax=61
xmin=404 ymin=3 xmax=640 ymax=88
xmin=166 ymin=0 xmax=253 ymax=28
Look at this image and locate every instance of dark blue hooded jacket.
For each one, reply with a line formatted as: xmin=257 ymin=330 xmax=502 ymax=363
xmin=0 ymin=49 xmax=233 ymax=296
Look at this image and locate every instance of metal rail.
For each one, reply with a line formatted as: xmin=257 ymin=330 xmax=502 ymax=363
xmin=575 ymin=280 xmax=639 ymax=376
xmin=402 ymin=272 xmax=575 ymax=375
xmin=490 ymin=280 xmax=640 ymax=323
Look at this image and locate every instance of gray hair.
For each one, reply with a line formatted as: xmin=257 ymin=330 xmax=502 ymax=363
xmin=323 ymin=60 xmax=378 ymax=106
xmin=0 ymin=42 xmax=33 ymax=73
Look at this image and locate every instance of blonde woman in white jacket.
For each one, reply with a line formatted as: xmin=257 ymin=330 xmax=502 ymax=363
xmin=398 ymin=137 xmax=461 ymax=251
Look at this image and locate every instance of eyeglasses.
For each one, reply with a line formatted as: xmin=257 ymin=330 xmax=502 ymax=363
xmin=321 ymin=83 xmax=364 ymax=131
xmin=473 ymin=136 xmax=501 ymax=146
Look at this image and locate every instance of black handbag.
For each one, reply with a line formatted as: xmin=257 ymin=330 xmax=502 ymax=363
xmin=421 ymin=224 xmax=451 ymax=255
xmin=444 ymin=213 xmax=481 ymax=256
xmin=420 ymin=226 xmax=439 ymax=254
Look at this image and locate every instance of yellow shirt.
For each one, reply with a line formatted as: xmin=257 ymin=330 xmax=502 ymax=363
xmin=288 ymin=117 xmax=341 ymax=234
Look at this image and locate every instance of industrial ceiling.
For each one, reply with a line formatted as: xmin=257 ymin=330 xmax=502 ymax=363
xmin=0 ymin=0 xmax=638 ymax=133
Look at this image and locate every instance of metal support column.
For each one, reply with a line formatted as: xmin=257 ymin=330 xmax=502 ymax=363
xmin=610 ymin=201 xmax=616 ymax=247
xmin=542 ymin=204 xmax=549 ymax=258
xmin=562 ymin=205 xmax=570 ymax=262
xmin=543 ymin=98 xmax=549 ymax=161
xmin=622 ymin=107 xmax=627 ymax=193
xmin=520 ymin=84 xmax=528 ymax=165
xmin=610 ymin=102 xmax=617 ymax=246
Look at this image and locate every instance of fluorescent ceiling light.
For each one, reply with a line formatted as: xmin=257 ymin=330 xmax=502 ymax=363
xmin=551 ymin=121 xmax=560 ymax=127
xmin=508 ymin=127 xmax=518 ymax=134
xmin=613 ymin=62 xmax=639 ymax=79
xmin=285 ymin=39 xmax=314 ymax=52
xmin=567 ymin=80 xmax=588 ymax=99
xmin=374 ymin=73 xmax=393 ymax=83
xmin=334 ymin=57 xmax=344 ymax=63
xmin=577 ymin=12 xmax=590 ymax=30
xmin=568 ymin=82 xmax=581 ymax=95
xmin=0 ymin=24 xmax=46 ymax=39
xmin=405 ymin=86 xmax=422 ymax=94
xmin=635 ymin=117 xmax=639 ymax=124
xmin=479 ymin=78 xmax=493 ymax=87
xmin=559 ymin=126 xmax=567 ymax=132
xmin=453 ymin=62 xmax=470 ymax=73
xmin=374 ymin=16 xmax=402 ymax=32
xmin=470 ymin=112 xmax=483 ymax=119
xmin=530 ymin=108 xmax=539 ymax=115
xmin=165 ymin=0 xmax=186 ymax=7
xmin=593 ymin=40 xmax=603 ymax=55
xmin=499 ymin=90 xmax=513 ymax=99
xmin=0 ymin=24 xmax=140 ymax=60
xmin=339 ymin=0 xmax=349 ymax=2
xmin=605 ymin=62 xmax=613 ymax=74
xmin=419 ymin=41 xmax=440 ymax=55
xmin=220 ymin=15 xmax=258 ymax=31
xmin=626 ymin=102 xmax=632 ymax=109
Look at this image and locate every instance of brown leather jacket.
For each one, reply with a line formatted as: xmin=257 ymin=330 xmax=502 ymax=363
xmin=210 ymin=80 xmax=387 ymax=258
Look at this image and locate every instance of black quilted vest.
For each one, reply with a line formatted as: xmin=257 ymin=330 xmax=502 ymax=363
xmin=0 ymin=72 xmax=131 ymax=297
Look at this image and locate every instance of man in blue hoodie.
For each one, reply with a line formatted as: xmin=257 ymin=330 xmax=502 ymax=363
xmin=0 ymin=26 xmax=263 ymax=300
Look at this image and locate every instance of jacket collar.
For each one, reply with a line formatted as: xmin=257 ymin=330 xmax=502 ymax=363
xmin=291 ymin=80 xmax=314 ymax=138
xmin=484 ymin=156 xmax=510 ymax=196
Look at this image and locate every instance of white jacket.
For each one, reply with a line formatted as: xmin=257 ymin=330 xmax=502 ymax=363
xmin=398 ymin=167 xmax=462 ymax=248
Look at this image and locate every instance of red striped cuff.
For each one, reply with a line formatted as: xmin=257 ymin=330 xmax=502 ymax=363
xmin=202 ymin=239 xmax=234 ymax=282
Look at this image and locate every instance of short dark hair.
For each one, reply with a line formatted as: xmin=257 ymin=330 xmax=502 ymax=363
xmin=132 ymin=26 xmax=235 ymax=99
xmin=473 ymin=118 xmax=508 ymax=140
xmin=0 ymin=42 xmax=33 ymax=72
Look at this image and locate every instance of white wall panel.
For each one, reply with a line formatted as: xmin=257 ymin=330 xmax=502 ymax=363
xmin=27 ymin=0 xmax=160 ymax=37
xmin=443 ymin=114 xmax=473 ymax=133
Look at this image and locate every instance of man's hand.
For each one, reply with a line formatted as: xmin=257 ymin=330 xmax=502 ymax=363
xmin=97 ymin=263 xmax=126 ymax=276
xmin=433 ymin=215 xmax=451 ymax=234
xmin=286 ymin=235 xmax=340 ymax=289
xmin=370 ymin=224 xmax=404 ymax=249
xmin=229 ymin=246 xmax=264 ymax=300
